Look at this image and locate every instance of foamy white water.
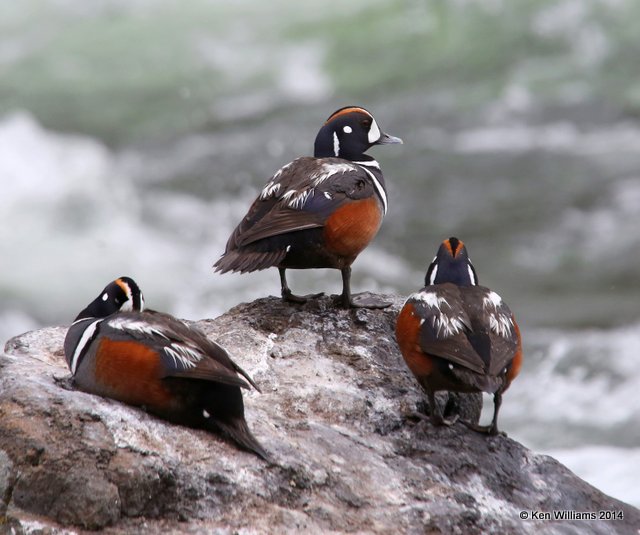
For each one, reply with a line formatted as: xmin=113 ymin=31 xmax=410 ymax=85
xmin=545 ymin=446 xmax=640 ymax=509
xmin=502 ymin=324 xmax=640 ymax=507
xmin=503 ymin=324 xmax=640 ymax=432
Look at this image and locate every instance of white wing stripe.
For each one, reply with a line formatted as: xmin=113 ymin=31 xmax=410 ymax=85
xmin=489 ymin=314 xmax=514 ymax=337
xmin=432 ymin=314 xmax=466 ymax=337
xmin=164 ymin=343 xmax=202 ymax=369
xmin=259 ymin=182 xmax=281 ymax=200
xmin=107 ymin=317 xmax=170 ymax=338
xmin=413 ymin=291 xmax=449 ymax=310
xmin=310 ymin=162 xmax=356 ymax=186
xmin=411 ymin=291 xmax=467 ymax=337
xmin=483 ymin=291 xmax=503 ymax=309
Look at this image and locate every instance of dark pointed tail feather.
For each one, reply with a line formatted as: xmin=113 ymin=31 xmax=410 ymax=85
xmin=202 ymin=384 xmax=271 ymax=461
xmin=212 ymin=417 xmax=271 ymax=462
xmin=233 ymin=361 xmax=262 ymax=393
xmin=213 ymin=249 xmax=287 ymax=274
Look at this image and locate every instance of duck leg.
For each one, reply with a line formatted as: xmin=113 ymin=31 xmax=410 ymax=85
xmin=339 ymin=267 xmax=391 ymax=309
xmin=279 ymin=268 xmax=323 ymax=304
xmin=462 ymin=390 xmax=503 ymax=435
xmin=427 ymin=389 xmax=459 ymax=426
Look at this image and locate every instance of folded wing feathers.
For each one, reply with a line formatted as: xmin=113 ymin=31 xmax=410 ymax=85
xmin=412 ymin=291 xmax=469 ymax=338
xmin=259 ymin=181 xmax=281 ymax=200
xmin=163 ymin=342 xmax=203 ymax=370
xmin=281 ymin=188 xmax=314 ymax=210
xmin=432 ymin=313 xmax=469 ymax=338
xmin=482 ymin=290 xmax=514 ymax=338
xmin=489 ymin=314 xmax=514 ymax=338
xmin=259 ymin=161 xmax=357 ymax=210
xmin=108 ymin=314 xmax=259 ymax=388
xmin=310 ymin=162 xmax=356 ymax=187
xmin=107 ymin=317 xmax=170 ymax=339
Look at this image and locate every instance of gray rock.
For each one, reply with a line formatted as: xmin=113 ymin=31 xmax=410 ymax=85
xmin=1 ymin=295 xmax=638 ymax=534
xmin=0 ymin=450 xmax=15 ymax=518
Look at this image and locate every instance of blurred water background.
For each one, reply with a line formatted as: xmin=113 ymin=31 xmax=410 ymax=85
xmin=1 ymin=0 xmax=639 ymax=508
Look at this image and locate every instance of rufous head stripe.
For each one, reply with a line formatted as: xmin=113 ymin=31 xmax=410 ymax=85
xmin=115 ymin=278 xmax=132 ymax=299
xmin=443 ymin=237 xmax=465 ymax=257
xmin=325 ymin=106 xmax=372 ymax=124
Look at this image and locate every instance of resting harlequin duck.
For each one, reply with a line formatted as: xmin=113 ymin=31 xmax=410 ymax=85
xmin=214 ymin=106 xmax=402 ymax=309
xmin=64 ymin=277 xmax=269 ymax=460
xmin=395 ymin=238 xmax=523 ymax=434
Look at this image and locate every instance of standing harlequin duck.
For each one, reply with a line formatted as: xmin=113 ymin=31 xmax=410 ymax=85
xmin=214 ymin=106 xmax=403 ymax=309
xmin=395 ymin=238 xmax=523 ymax=435
xmin=64 ymin=277 xmax=269 ymax=460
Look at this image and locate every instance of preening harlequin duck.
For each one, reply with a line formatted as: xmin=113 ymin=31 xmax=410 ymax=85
xmin=395 ymin=238 xmax=522 ymax=435
xmin=64 ymin=277 xmax=269 ymax=460
xmin=214 ymin=106 xmax=402 ymax=309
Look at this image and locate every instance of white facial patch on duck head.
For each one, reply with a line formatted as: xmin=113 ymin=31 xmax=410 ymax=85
xmin=367 ymin=118 xmax=381 ymax=144
xmin=115 ymin=278 xmax=143 ymax=312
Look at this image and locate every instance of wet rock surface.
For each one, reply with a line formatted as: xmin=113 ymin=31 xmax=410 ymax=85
xmin=1 ymin=295 xmax=638 ymax=534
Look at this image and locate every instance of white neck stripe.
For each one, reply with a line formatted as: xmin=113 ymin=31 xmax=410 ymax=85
xmin=71 ymin=319 xmax=102 ymax=375
xmin=429 ymin=264 xmax=438 ymax=284
xmin=352 ymin=160 xmax=380 ymax=169
xmin=468 ymin=265 xmax=477 ymax=285
xmin=359 ymin=165 xmax=388 ymax=215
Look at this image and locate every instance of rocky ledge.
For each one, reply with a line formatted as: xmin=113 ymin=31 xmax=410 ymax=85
xmin=1 ymin=295 xmax=638 ymax=534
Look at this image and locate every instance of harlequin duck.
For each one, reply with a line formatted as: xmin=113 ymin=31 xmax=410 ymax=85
xmin=395 ymin=238 xmax=522 ymax=434
xmin=214 ymin=106 xmax=402 ymax=308
xmin=64 ymin=277 xmax=269 ymax=460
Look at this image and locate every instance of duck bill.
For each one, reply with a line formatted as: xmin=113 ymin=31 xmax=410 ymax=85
xmin=376 ymin=132 xmax=403 ymax=145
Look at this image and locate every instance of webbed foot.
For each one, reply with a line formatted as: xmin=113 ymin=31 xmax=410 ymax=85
xmin=282 ymin=289 xmax=324 ymax=304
